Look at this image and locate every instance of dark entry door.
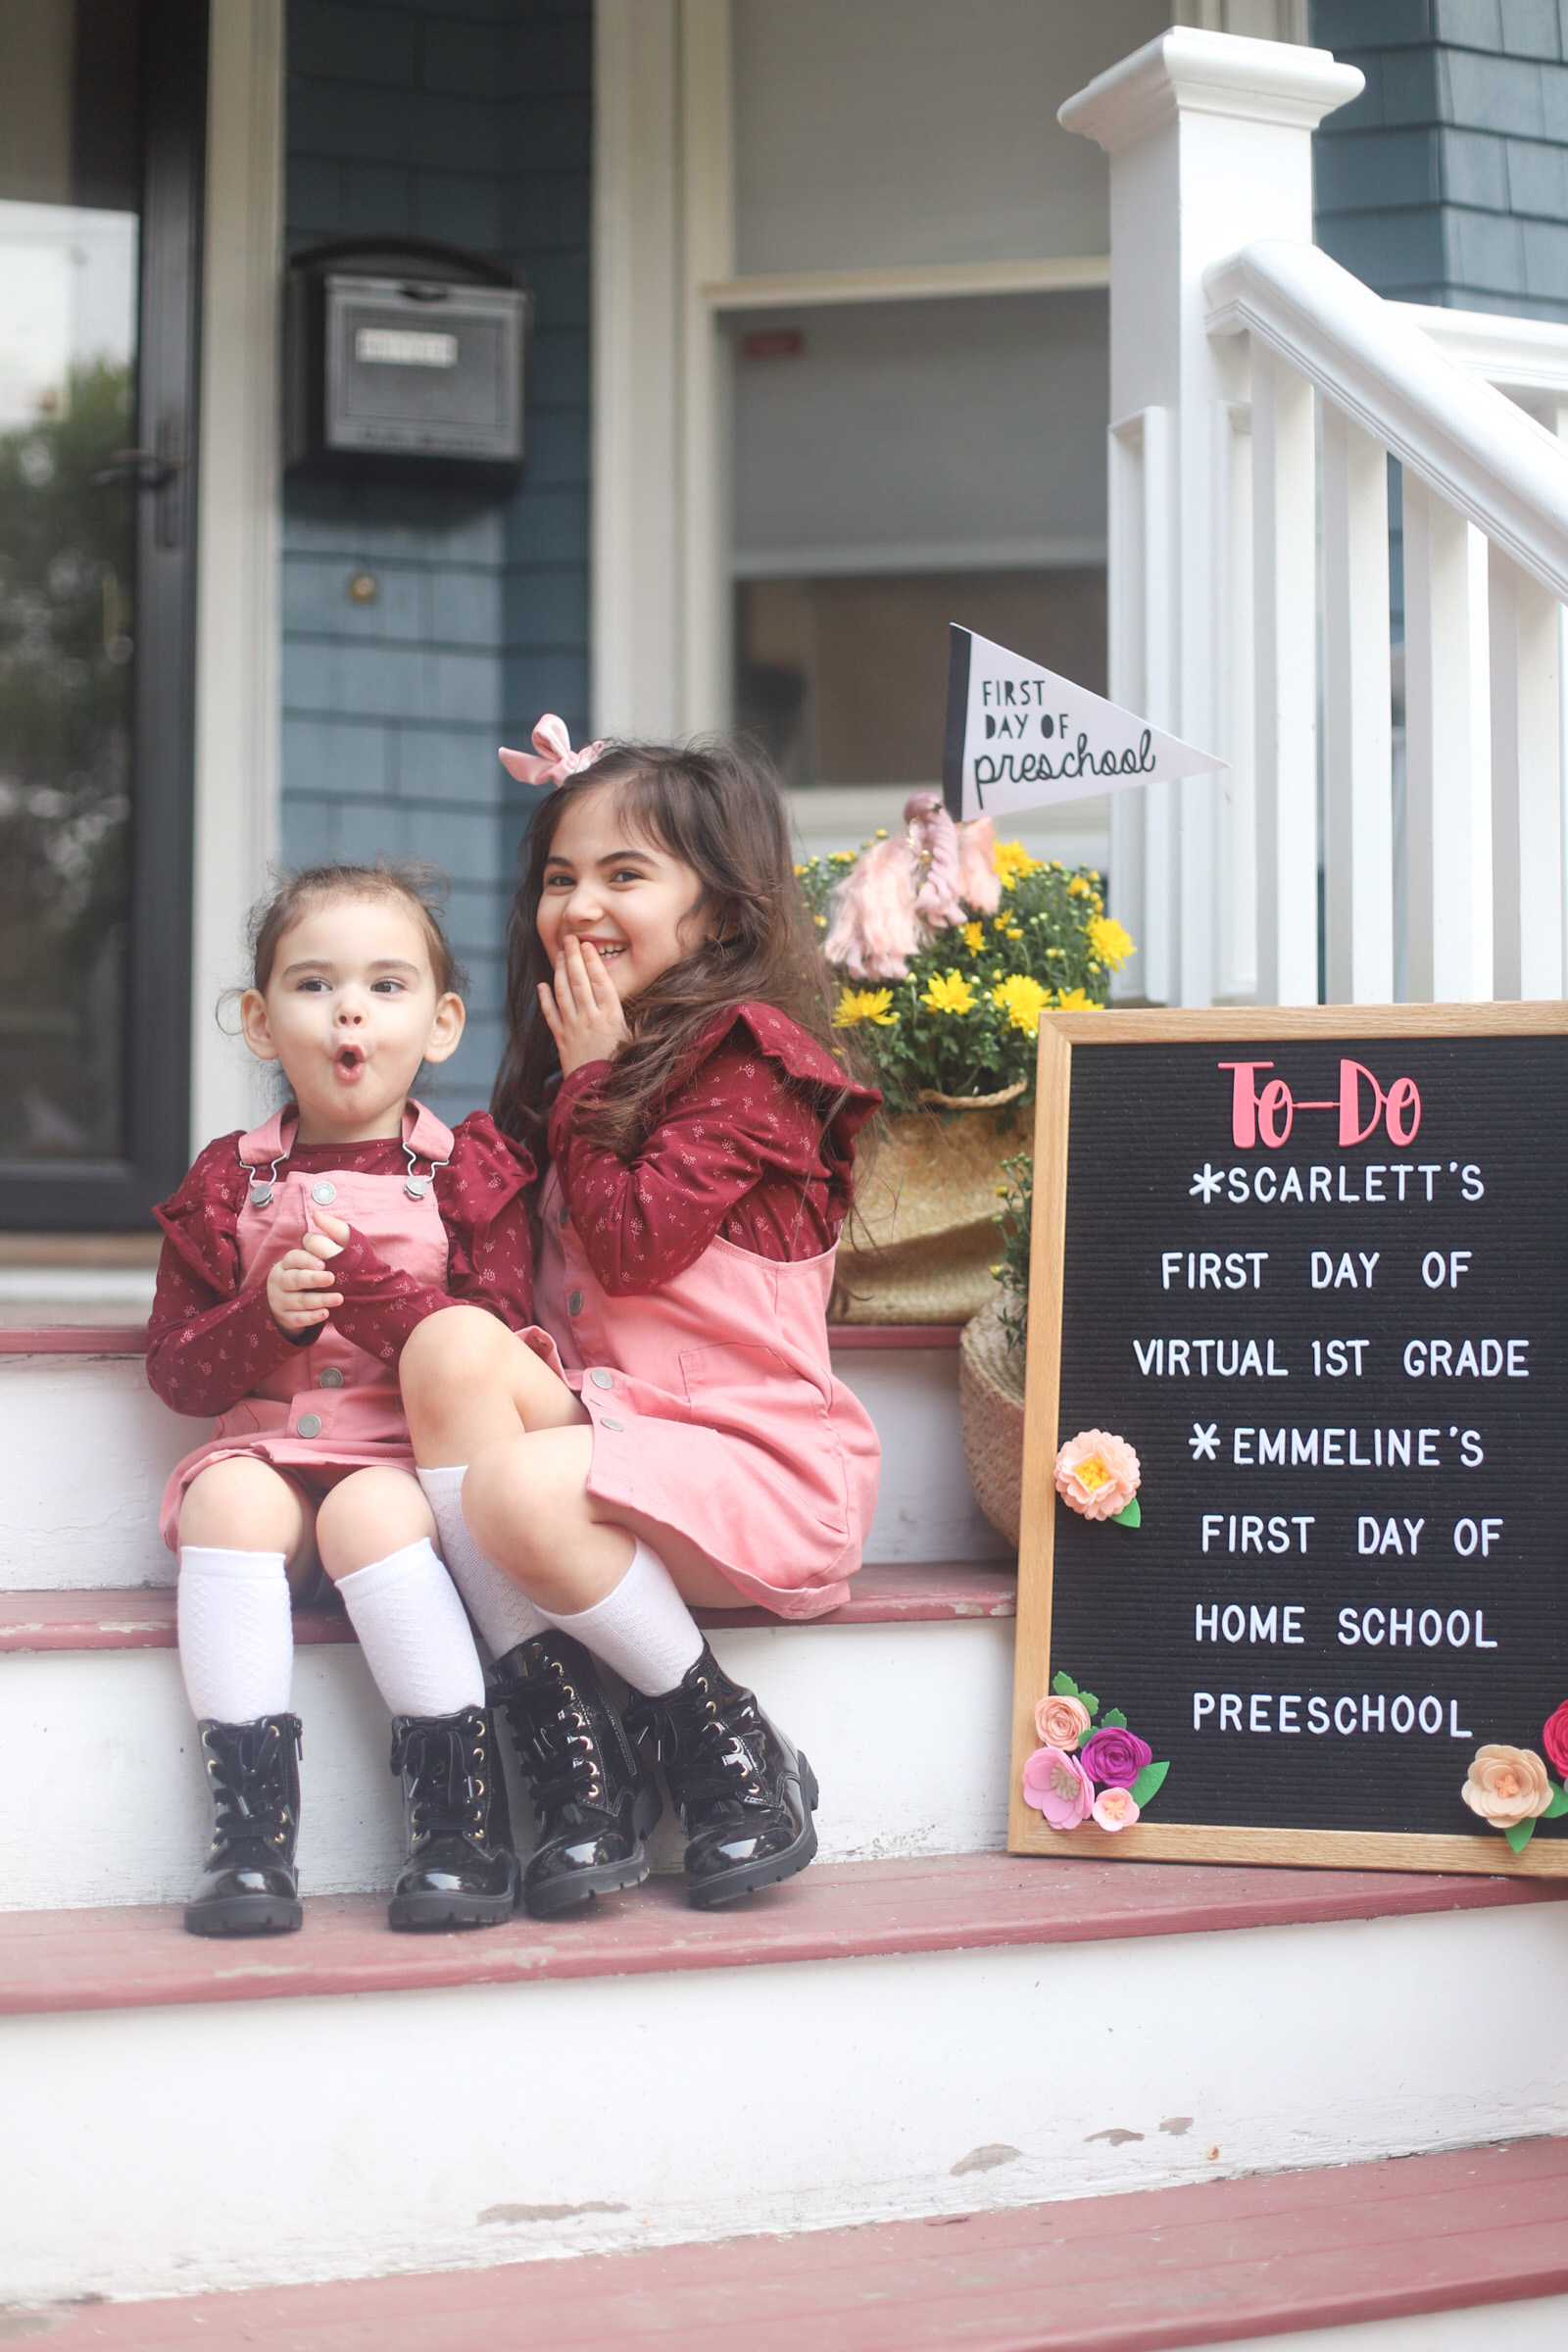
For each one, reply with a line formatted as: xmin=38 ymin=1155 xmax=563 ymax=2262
xmin=0 ymin=0 xmax=207 ymax=1228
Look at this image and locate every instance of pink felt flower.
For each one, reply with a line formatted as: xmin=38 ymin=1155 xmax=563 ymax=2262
xmin=1021 ymin=1745 xmax=1095 ymax=1830
xmin=1542 ymin=1700 xmax=1568 ymax=1777
xmin=1079 ymin=1726 xmax=1152 ymax=1789
xmin=1054 ymin=1430 xmax=1141 ymax=1521
xmin=1035 ymin=1691 xmax=1092 ymax=1748
xmin=1091 ymin=1786 xmax=1141 ymax=1832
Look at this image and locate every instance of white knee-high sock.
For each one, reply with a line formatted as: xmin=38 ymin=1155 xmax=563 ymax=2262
xmin=335 ymin=1538 xmax=486 ymax=1718
xmin=176 ymin=1546 xmax=293 ymax=1723
xmin=544 ymin=1540 xmax=704 ymax=1697
xmin=416 ymin=1465 xmax=550 ymax=1657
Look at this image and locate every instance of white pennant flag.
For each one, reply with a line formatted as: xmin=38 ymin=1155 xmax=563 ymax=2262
xmin=941 ymin=625 xmax=1226 ymax=821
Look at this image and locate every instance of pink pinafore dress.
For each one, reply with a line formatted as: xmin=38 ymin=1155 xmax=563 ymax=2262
xmin=159 ymin=1101 xmax=456 ymax=1548
xmin=534 ymin=1165 xmax=880 ymax=1619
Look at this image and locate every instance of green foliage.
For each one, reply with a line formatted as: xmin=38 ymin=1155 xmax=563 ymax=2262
xmin=797 ymin=840 xmax=1128 ymax=1113
xmin=992 ymin=1151 xmax=1033 ymax=1359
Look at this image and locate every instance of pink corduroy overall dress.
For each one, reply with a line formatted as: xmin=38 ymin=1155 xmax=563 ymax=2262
xmin=159 ymin=1101 xmax=457 ymax=1549
xmin=533 ymin=1164 xmax=880 ymax=1619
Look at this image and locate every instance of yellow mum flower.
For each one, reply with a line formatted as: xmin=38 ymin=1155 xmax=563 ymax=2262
xmin=920 ymin=969 xmax=976 ymax=1014
xmin=993 ymin=840 xmax=1041 ymax=893
xmin=1067 ymin=875 xmax=1091 ymax=898
xmin=992 ymin=974 xmax=1051 ymax=1036
xmin=833 ymin=987 xmax=898 ymax=1028
xmin=960 ymin=920 xmax=985 ymax=954
xmin=1004 ymin=927 xmax=1023 ymax=941
xmin=1087 ymin=913 xmax=1134 ymax=971
xmin=1054 ymin=987 xmax=1098 ymax=1010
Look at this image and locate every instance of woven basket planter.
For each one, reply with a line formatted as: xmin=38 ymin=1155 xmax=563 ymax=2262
xmin=958 ymin=1294 xmax=1026 ymax=1546
xmin=835 ymin=1085 xmax=1026 ymax=1325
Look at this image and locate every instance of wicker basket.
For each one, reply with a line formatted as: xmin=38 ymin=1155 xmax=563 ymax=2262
xmin=958 ymin=1294 xmax=1026 ymax=1545
xmin=835 ymin=1086 xmax=1026 ymax=1325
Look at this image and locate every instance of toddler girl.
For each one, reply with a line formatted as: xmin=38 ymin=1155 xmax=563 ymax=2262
xmin=398 ymin=732 xmax=881 ymax=1916
xmin=149 ymin=863 xmax=536 ymax=1936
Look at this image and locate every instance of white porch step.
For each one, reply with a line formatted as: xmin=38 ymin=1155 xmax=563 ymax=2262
xmin=0 ymin=1325 xmax=1008 ymax=1590
xmin=0 ymin=1855 xmax=1563 ymax=2310
xmin=0 ymin=1567 xmax=1015 ymax=1910
xmin=11 ymin=2140 xmax=1568 ymax=2351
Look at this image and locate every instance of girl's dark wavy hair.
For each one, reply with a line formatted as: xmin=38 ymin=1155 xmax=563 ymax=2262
xmin=491 ymin=738 xmax=869 ymax=1163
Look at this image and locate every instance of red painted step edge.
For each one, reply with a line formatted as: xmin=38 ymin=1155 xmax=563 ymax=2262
xmin=1 ymin=1852 xmax=1560 ymax=2021
xmin=0 ymin=1561 xmax=1017 ymax=1655
xmin=0 ymin=1320 xmax=962 ymax=1356
xmin=18 ymin=2139 xmax=1568 ymax=2351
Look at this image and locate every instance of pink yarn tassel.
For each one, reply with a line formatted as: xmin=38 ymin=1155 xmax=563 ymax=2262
xmin=905 ymin=791 xmax=964 ymax=929
xmin=823 ymin=833 xmax=924 ymax=980
xmin=956 ymin=815 xmax=1002 ymax=913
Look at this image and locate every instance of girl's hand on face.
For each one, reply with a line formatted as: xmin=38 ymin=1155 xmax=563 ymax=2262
xmin=539 ymin=935 xmax=631 ymax=1077
xmin=267 ymin=1248 xmax=343 ymax=1337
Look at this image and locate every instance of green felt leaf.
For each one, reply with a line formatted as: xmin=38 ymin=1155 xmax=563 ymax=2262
xmin=1078 ymin=1691 xmax=1099 ymax=1721
xmin=1052 ymin=1671 xmax=1081 ymax=1699
xmin=1544 ymin=1782 xmax=1568 ymax=1820
xmin=1504 ymin=1818 xmax=1537 ymax=1855
xmin=1130 ymin=1759 xmax=1169 ymax=1809
xmin=1102 ymin=1708 xmax=1127 ymax=1730
xmin=1110 ymin=1496 xmax=1141 ymax=1528
xmin=1076 ymin=1725 xmax=1094 ymax=1749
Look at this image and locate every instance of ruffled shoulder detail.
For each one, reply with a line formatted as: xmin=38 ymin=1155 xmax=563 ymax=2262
xmin=695 ymin=1002 xmax=882 ymax=1121
xmin=152 ymin=1133 xmax=251 ymax=1298
xmin=440 ymin=1110 xmax=537 ymax=1236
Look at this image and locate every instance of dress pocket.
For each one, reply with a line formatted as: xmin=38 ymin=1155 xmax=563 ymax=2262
xmin=676 ymin=1342 xmax=849 ymax=1538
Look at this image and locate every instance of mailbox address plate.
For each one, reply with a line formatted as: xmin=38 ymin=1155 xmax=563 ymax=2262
xmin=322 ymin=274 xmax=527 ymax=463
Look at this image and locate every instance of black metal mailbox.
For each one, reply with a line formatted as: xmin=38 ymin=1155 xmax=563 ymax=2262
xmin=285 ymin=238 xmax=530 ymax=484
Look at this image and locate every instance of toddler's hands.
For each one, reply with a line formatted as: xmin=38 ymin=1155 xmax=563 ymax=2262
xmin=304 ymin=1210 xmax=350 ymax=1257
xmin=539 ymin=935 xmax=630 ymax=1077
xmin=267 ymin=1247 xmax=343 ymax=1336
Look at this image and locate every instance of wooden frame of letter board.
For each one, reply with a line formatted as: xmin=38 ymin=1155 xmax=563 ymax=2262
xmin=1008 ymin=1001 xmax=1568 ymax=1877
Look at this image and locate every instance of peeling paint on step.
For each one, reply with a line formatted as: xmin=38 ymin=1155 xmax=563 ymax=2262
xmin=1085 ymin=2128 xmax=1144 ymax=2145
xmin=477 ymin=2201 xmax=630 ymax=2226
xmin=950 ymin=2143 xmax=1020 ymax=2175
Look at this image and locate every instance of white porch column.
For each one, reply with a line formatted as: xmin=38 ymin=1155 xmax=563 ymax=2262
xmin=1059 ymin=30 xmax=1361 ymax=1006
xmin=190 ymin=0 xmax=285 ymax=1151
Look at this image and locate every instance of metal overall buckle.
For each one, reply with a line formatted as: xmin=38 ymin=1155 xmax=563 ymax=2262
xmin=402 ymin=1140 xmax=451 ymax=1201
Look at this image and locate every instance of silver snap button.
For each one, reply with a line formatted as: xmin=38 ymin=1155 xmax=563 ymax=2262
xmin=297 ymin=1412 xmax=322 ymax=1438
xmin=311 ymin=1180 xmax=337 ymax=1205
xmin=590 ymin=1368 xmax=613 ymax=1390
xmin=318 ymin=1368 xmax=345 ymax=1389
xmin=248 ymin=1182 xmax=273 ymax=1207
xmin=568 ymin=1290 xmax=584 ymax=1315
xmin=601 ymin=1417 xmax=623 ymax=1433
xmin=559 ymin=1202 xmax=570 ymax=1228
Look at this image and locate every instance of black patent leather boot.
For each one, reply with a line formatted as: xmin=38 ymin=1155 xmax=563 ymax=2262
xmin=387 ymin=1706 xmax=521 ymax=1931
xmin=489 ymin=1634 xmax=662 ymax=1920
xmin=184 ymin=1714 xmax=304 ymax=1937
xmin=626 ymin=1643 xmax=819 ymax=1908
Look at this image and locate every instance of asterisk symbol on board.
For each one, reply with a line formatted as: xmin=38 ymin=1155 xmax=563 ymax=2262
xmin=1189 ymin=1162 xmax=1225 ymax=1202
xmin=1189 ymin=1422 xmax=1219 ymax=1460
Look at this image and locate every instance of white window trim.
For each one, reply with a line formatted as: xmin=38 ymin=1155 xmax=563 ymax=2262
xmin=190 ymin=0 xmax=284 ymax=1152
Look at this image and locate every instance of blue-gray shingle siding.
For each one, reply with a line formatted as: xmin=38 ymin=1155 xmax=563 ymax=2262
xmin=281 ymin=0 xmax=590 ymax=1124
xmin=1312 ymin=0 xmax=1568 ymax=321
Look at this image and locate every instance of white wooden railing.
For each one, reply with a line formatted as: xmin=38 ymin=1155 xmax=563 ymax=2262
xmin=1061 ymin=27 xmax=1568 ymax=1008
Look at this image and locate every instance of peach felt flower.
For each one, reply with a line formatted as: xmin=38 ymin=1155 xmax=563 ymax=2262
xmin=1091 ymin=1786 xmax=1141 ymax=1833
xmin=1035 ymin=1692 xmax=1092 ymax=1748
xmin=1021 ymin=1745 xmax=1095 ymax=1831
xmin=1054 ymin=1430 xmax=1141 ymax=1521
xmin=1461 ymin=1744 xmax=1554 ymax=1829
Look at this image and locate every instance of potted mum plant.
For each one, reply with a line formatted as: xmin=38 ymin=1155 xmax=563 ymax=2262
xmin=797 ymin=793 xmax=1130 ymax=1322
xmin=958 ymin=1152 xmax=1031 ymax=1544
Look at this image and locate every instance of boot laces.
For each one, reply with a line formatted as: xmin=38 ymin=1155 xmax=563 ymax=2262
xmin=206 ymin=1719 xmax=300 ymax=1850
xmin=636 ymin=1687 xmax=768 ymax=1814
xmin=392 ymin=1714 xmax=487 ymax=1839
xmin=499 ymin=1666 xmax=605 ymax=1812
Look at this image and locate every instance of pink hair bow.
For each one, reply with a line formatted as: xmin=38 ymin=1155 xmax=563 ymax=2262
xmin=498 ymin=713 xmax=604 ymax=789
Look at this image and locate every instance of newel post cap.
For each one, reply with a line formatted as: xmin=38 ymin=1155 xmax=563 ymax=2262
xmin=1058 ymin=27 xmax=1364 ymax=153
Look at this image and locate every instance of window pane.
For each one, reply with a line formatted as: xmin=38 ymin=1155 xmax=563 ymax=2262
xmin=0 ymin=0 xmax=142 ymax=1163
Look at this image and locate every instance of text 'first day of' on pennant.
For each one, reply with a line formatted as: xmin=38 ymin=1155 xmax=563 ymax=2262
xmin=941 ymin=624 xmax=1227 ymax=823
